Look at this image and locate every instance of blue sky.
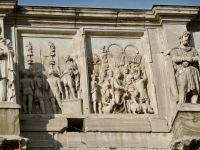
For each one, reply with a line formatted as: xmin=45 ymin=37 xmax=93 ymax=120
xmin=18 ymin=0 xmax=200 ymax=9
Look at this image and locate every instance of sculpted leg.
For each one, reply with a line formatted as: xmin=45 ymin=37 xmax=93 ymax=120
xmin=0 ymin=79 xmax=6 ymax=101
xmin=93 ymin=101 xmax=97 ymax=114
xmin=98 ymin=102 xmax=102 ymax=114
xmin=39 ymin=99 xmax=45 ymax=114
xmin=56 ymin=97 xmax=63 ymax=108
xmin=191 ymin=94 xmax=198 ymax=103
xmin=178 ymin=89 xmax=186 ymax=105
xmin=68 ymin=80 xmax=76 ymax=99
xmin=127 ymin=101 xmax=131 ymax=114
xmin=69 ymin=87 xmax=76 ymax=99
xmin=65 ymin=86 xmax=69 ymax=99
xmin=51 ymin=98 xmax=56 ymax=113
xmin=23 ymin=96 xmax=27 ymax=114
xmin=28 ymin=95 xmax=33 ymax=114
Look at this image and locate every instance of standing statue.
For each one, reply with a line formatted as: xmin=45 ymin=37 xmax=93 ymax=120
xmin=61 ymin=55 xmax=80 ymax=99
xmin=90 ymin=74 xmax=101 ymax=114
xmin=165 ymin=31 xmax=200 ymax=105
xmin=0 ymin=26 xmax=16 ymax=102
xmin=33 ymin=71 xmax=45 ymax=114
xmin=46 ymin=69 xmax=64 ymax=113
xmin=20 ymin=69 xmax=34 ymax=114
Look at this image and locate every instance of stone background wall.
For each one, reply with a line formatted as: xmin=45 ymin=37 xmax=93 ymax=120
xmin=1 ymin=2 xmax=200 ymax=149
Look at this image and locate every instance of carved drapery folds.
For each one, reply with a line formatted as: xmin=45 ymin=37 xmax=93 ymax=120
xmin=88 ymin=43 xmax=154 ymax=114
xmin=0 ymin=26 xmax=16 ymax=102
xmin=164 ymin=31 xmax=200 ymax=106
xmin=19 ymin=41 xmax=81 ymax=114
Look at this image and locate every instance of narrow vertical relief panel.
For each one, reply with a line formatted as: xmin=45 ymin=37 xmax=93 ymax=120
xmin=157 ymin=27 xmax=177 ymax=122
xmin=73 ymin=28 xmax=89 ymax=115
xmin=141 ymin=30 xmax=158 ymax=115
xmin=85 ymin=29 xmax=158 ymax=117
xmin=16 ymin=28 xmax=85 ymax=115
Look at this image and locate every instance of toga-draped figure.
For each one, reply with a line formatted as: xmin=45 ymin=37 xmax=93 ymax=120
xmin=0 ymin=26 xmax=16 ymax=102
xmin=165 ymin=31 xmax=200 ymax=105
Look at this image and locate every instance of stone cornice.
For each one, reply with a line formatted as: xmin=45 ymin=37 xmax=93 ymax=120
xmin=0 ymin=1 xmax=16 ymax=17
xmin=0 ymin=4 xmax=198 ymax=27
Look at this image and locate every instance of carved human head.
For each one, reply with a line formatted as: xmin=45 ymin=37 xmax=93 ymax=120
xmin=48 ymin=69 xmax=55 ymax=76
xmin=124 ymin=67 xmax=129 ymax=74
xmin=21 ymin=69 xmax=30 ymax=77
xmin=179 ymin=31 xmax=190 ymax=46
xmin=64 ymin=55 xmax=71 ymax=62
xmin=107 ymin=70 xmax=113 ymax=77
xmin=34 ymin=70 xmax=42 ymax=77
xmin=102 ymin=69 xmax=107 ymax=77
xmin=115 ymin=70 xmax=122 ymax=79
xmin=91 ymin=74 xmax=96 ymax=81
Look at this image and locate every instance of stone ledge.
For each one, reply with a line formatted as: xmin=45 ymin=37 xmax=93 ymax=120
xmin=83 ymin=118 xmax=168 ymax=132
xmin=171 ymin=103 xmax=200 ymax=125
xmin=20 ymin=114 xmax=87 ymax=119
xmin=20 ymin=118 xmax=68 ymax=132
xmin=0 ymin=102 xmax=20 ymax=109
xmin=83 ymin=118 xmax=152 ymax=132
xmin=88 ymin=114 xmax=158 ymax=119
xmin=54 ymin=132 xmax=171 ymax=149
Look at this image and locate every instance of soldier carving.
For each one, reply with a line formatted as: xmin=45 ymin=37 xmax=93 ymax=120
xmin=33 ymin=71 xmax=45 ymax=114
xmin=20 ymin=69 xmax=34 ymax=114
xmin=46 ymin=69 xmax=64 ymax=113
xmin=61 ymin=55 xmax=80 ymax=99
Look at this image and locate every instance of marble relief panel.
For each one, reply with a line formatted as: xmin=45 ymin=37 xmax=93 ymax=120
xmin=86 ymin=32 xmax=157 ymax=115
xmin=17 ymin=29 xmax=83 ymax=114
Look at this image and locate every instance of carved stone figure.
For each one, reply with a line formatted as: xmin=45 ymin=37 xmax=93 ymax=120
xmin=89 ymin=43 xmax=154 ymax=114
xmin=46 ymin=69 xmax=63 ymax=113
xmin=0 ymin=26 xmax=16 ymax=102
xmin=123 ymin=67 xmax=138 ymax=113
xmin=100 ymin=69 xmax=112 ymax=106
xmin=20 ymin=69 xmax=34 ymax=114
xmin=133 ymin=68 xmax=154 ymax=114
xmin=165 ymin=31 xmax=200 ymax=105
xmin=33 ymin=71 xmax=45 ymax=114
xmin=90 ymin=74 xmax=102 ymax=114
xmin=61 ymin=55 xmax=80 ymax=99
xmin=112 ymin=71 xmax=126 ymax=113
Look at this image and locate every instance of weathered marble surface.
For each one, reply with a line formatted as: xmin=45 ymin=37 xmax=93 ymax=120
xmin=0 ymin=102 xmax=20 ymax=135
xmin=1 ymin=1 xmax=200 ymax=149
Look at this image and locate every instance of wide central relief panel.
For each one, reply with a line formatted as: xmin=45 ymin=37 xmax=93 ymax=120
xmin=86 ymin=29 xmax=158 ymax=115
